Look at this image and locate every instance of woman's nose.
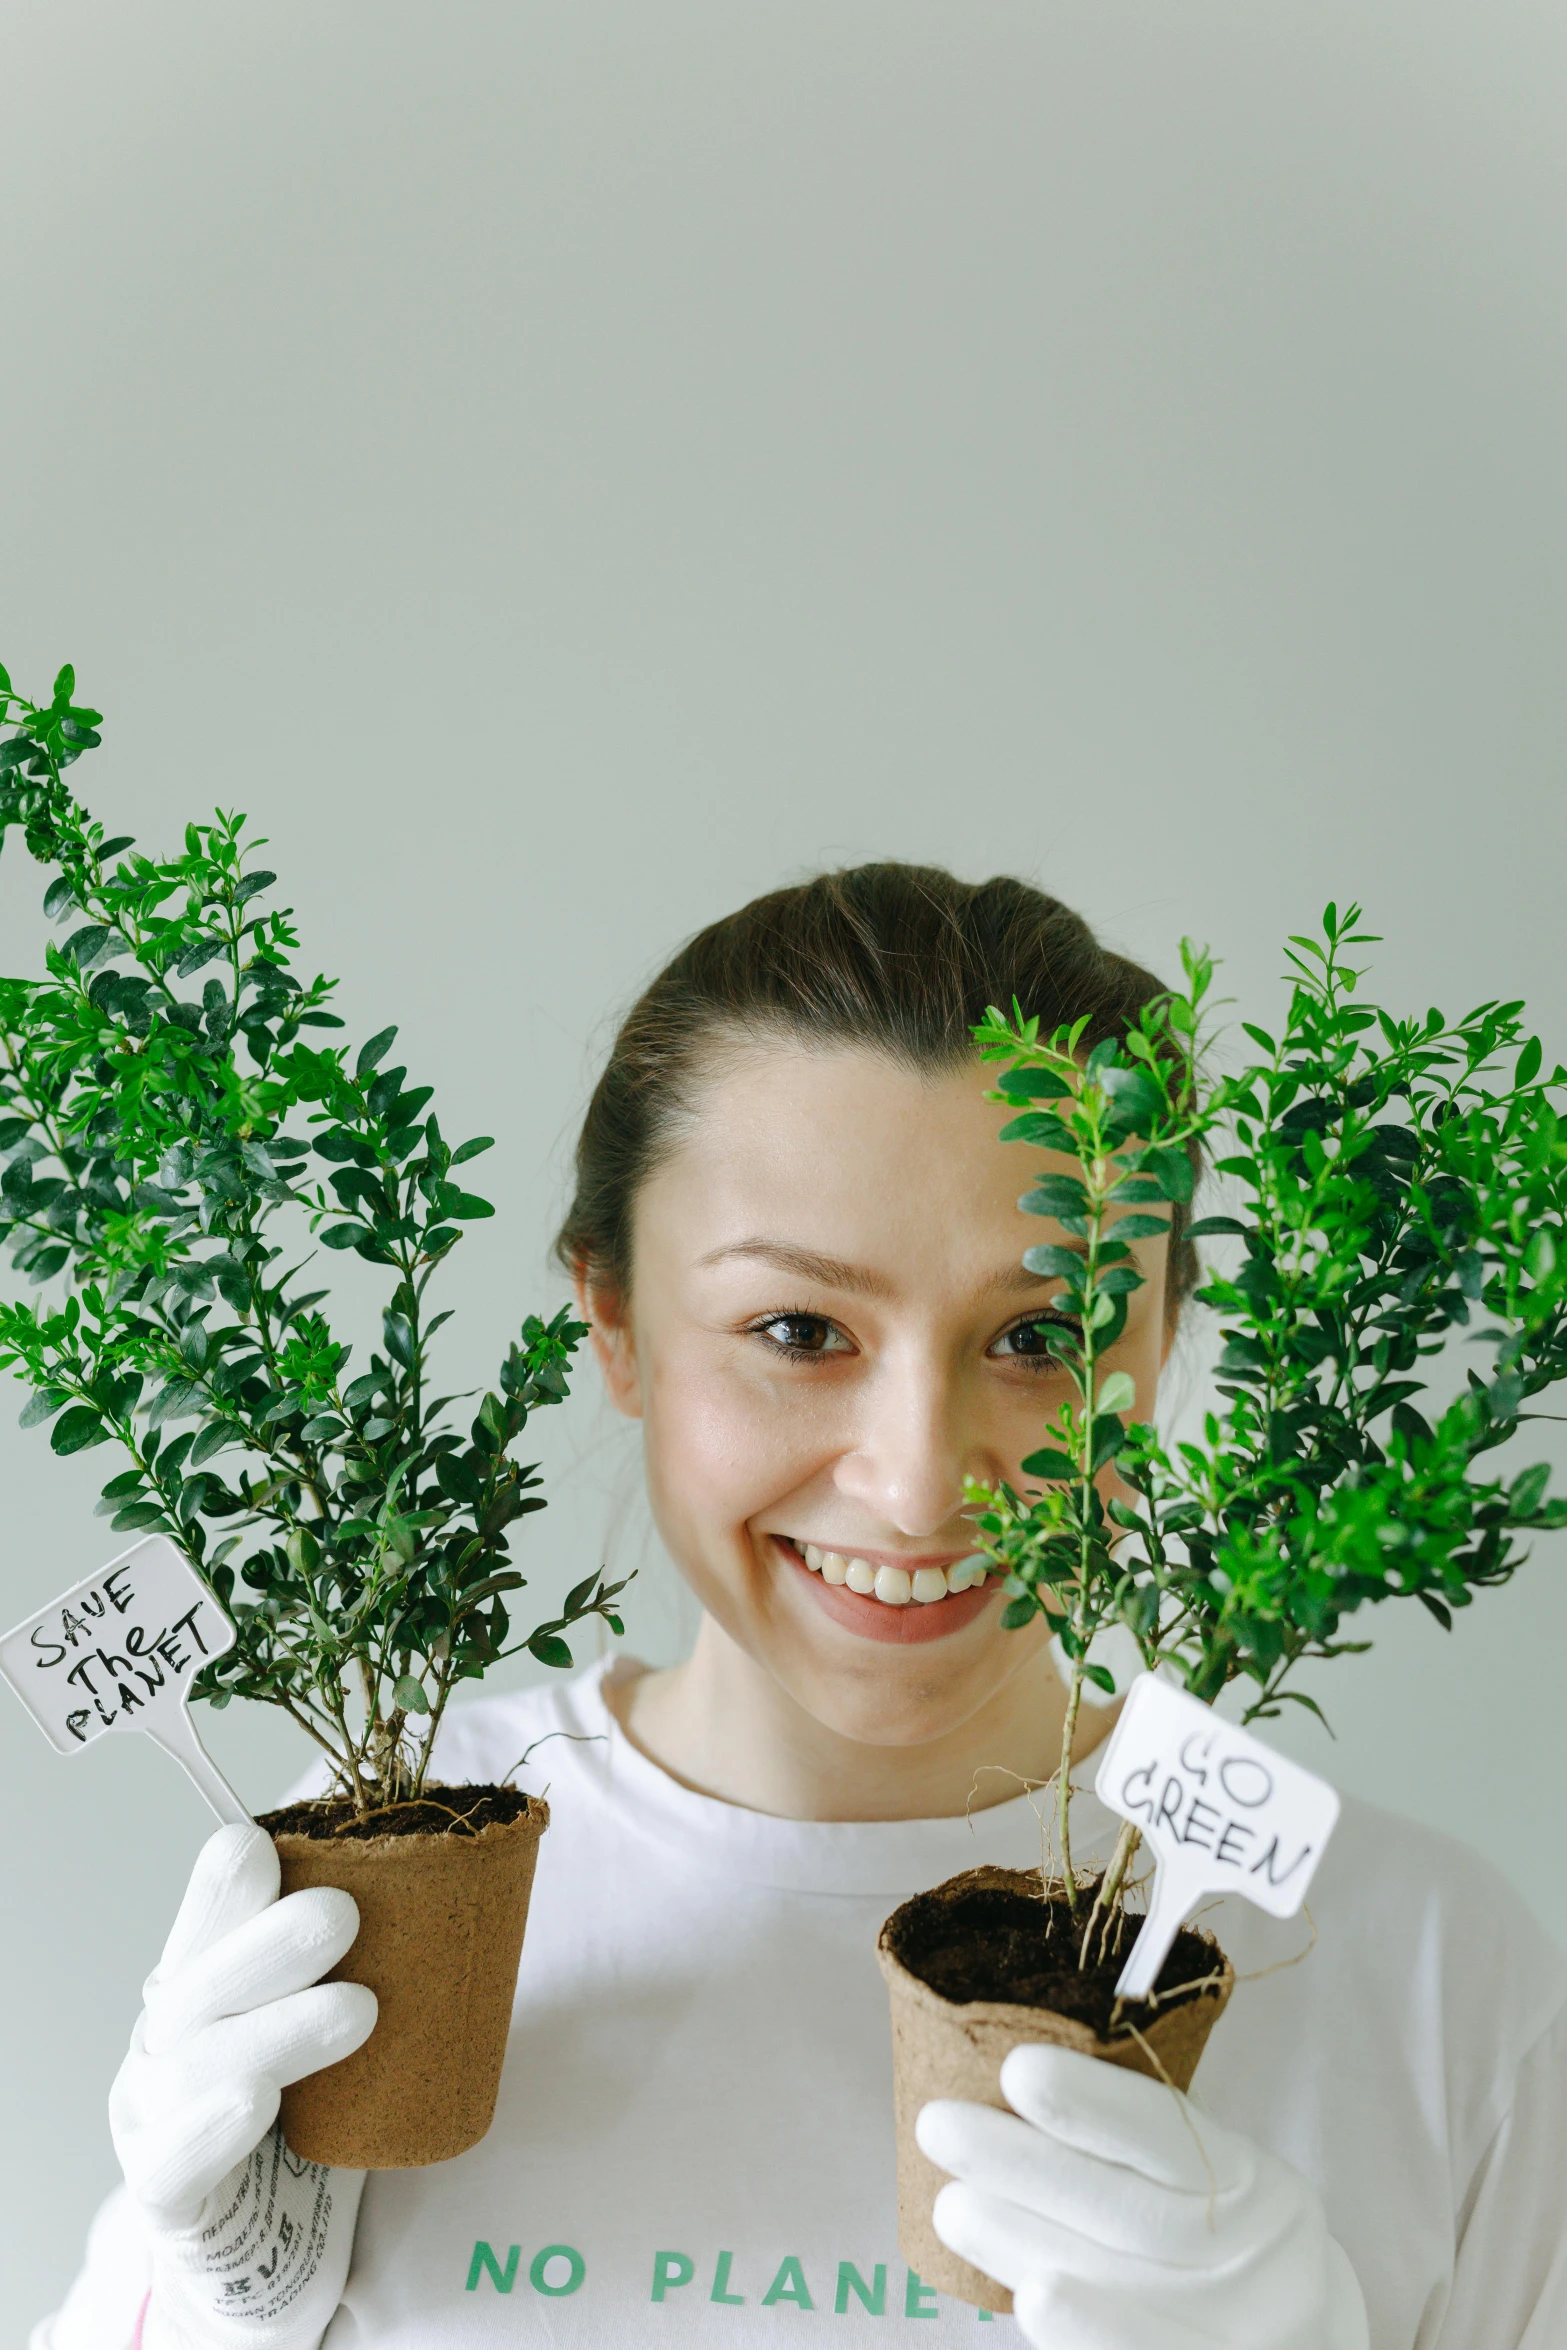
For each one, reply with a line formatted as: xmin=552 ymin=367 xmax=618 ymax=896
xmin=832 ymin=1353 xmax=993 ymax=1537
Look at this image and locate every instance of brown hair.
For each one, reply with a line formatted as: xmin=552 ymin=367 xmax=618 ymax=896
xmin=555 ymin=862 xmax=1199 ymax=1318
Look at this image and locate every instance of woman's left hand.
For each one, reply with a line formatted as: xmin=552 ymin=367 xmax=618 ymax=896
xmin=917 ymin=2044 xmax=1370 ymax=2350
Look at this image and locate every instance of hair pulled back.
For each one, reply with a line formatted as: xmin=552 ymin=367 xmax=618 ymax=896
xmin=556 ymin=862 xmax=1199 ymax=1317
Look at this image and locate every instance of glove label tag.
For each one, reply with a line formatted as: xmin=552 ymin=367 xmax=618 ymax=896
xmin=0 ymin=1534 xmax=250 ymax=1824
xmin=1094 ymin=1675 xmax=1340 ymax=1998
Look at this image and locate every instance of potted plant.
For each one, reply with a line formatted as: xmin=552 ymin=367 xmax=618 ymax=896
xmin=0 ymin=664 xmax=630 ymax=2168
xmin=878 ymin=907 xmax=1567 ymax=2309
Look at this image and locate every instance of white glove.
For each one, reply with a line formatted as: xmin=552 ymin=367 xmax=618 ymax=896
xmin=109 ymin=1824 xmax=377 ymax=2350
xmin=917 ymin=2044 xmax=1369 ymax=2350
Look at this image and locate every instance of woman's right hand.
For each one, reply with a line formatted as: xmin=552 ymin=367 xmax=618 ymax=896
xmin=109 ymin=1823 xmax=376 ymax=2349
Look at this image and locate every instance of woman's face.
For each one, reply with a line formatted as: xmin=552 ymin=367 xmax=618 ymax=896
xmin=585 ymin=1042 xmax=1170 ymax=1750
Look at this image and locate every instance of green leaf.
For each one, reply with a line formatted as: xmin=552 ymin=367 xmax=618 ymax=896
xmin=19 ymin=1387 xmax=69 ymax=1428
xmin=366 ymin=1066 xmax=408 ymax=1120
xmin=1090 ymin=1414 xmax=1126 ymax=1473
xmin=157 ymin=1431 xmax=196 ymax=1479
xmin=189 ymin=1419 xmax=233 ymax=1467
xmin=999 ymin=1111 xmax=1076 ymax=1150
xmin=448 ymin=1191 xmax=494 ymax=1220
xmin=1080 ymin=1662 xmax=1117 ymax=1694
xmin=997 ymin=1066 xmax=1071 ymax=1101
xmin=436 ymin=1450 xmax=483 ymax=1506
xmin=1018 ymin=1176 xmax=1090 ymax=1219
xmin=450 ymin=1135 xmax=495 ymax=1165
xmin=64 ymin=924 xmax=114 ymax=969
xmin=382 ymin=1311 xmax=416 ymax=1370
xmin=1000 ymin=1596 xmax=1038 ymax=1630
xmin=52 ymin=663 xmax=75 ymax=702
xmin=51 ymin=1405 xmax=109 ymax=1455
xmin=175 ymin=936 xmax=228 ymax=979
xmin=1509 ymin=1462 xmax=1551 ymax=1518
xmin=356 ymin=1025 xmax=398 ymax=1078
xmin=320 ymin=1220 xmax=372 ymax=1250
xmin=528 ymin=1632 xmax=574 ymax=1669
xmin=393 ymin=1673 xmax=431 ymax=1714
xmin=1020 ymin=1445 xmax=1077 ymax=1480
xmin=1108 ymin=1214 xmax=1169 ymax=1241
xmin=1516 ymin=1036 xmax=1543 ymax=1088
xmin=1132 ymin=1145 xmax=1194 ymax=1203
xmin=1186 ymin=1216 xmax=1247 ymax=1239
xmin=1095 ymin=1371 xmax=1137 ymax=1416
xmin=1021 ymin=1244 xmax=1086 ymax=1283
xmin=147 ymin=1379 xmax=207 ymax=1426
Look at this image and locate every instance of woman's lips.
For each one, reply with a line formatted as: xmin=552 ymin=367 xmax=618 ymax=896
xmin=771 ymin=1536 xmax=999 ymax=1646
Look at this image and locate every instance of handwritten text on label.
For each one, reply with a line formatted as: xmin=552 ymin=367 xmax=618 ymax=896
xmin=0 ymin=1536 xmax=250 ymax=1824
xmin=1094 ymin=1675 xmax=1341 ymax=1999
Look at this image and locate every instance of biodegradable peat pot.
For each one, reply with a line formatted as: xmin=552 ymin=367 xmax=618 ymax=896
xmin=878 ymin=1865 xmax=1233 ymax=2314
xmin=257 ymin=1785 xmax=549 ymax=2170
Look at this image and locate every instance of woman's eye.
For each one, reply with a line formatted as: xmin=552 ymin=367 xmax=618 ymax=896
xmin=990 ymin=1314 xmax=1077 ymax=1364
xmin=752 ymin=1313 xmax=852 ymax=1358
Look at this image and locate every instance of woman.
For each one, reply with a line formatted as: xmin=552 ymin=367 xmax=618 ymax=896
xmin=40 ymin=866 xmax=1567 ymax=2349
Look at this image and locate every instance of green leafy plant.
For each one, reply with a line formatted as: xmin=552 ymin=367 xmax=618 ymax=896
xmin=0 ymin=664 xmax=628 ymax=1814
xmin=967 ymin=905 xmax=1567 ymax=1954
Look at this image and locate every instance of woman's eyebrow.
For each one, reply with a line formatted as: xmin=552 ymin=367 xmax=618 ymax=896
xmin=697 ymin=1239 xmax=895 ymax=1295
xmin=696 ymin=1239 xmax=1085 ymax=1297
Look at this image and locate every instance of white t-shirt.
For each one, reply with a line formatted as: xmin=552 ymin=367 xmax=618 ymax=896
xmin=39 ymin=1658 xmax=1567 ymax=2349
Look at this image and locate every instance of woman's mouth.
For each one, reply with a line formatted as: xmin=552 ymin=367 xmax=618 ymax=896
xmin=772 ymin=1536 xmax=999 ymax=1644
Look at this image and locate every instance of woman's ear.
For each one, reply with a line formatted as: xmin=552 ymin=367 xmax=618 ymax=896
xmin=573 ymin=1267 xmax=643 ymax=1419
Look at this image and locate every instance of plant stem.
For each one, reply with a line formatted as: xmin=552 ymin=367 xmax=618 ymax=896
xmin=1057 ymin=1666 xmax=1083 ymax=1910
xmin=1079 ymin=1817 xmax=1140 ymax=1970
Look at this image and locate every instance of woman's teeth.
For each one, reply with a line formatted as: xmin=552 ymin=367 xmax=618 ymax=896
xmin=797 ymin=1543 xmax=989 ymax=1605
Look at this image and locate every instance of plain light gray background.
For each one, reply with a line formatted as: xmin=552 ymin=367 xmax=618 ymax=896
xmin=5 ymin=1 xmax=1567 ymax=2333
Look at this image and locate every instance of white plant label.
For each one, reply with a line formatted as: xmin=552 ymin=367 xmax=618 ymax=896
xmin=0 ymin=1535 xmax=250 ymax=1826
xmin=1094 ymin=1673 xmax=1340 ymax=2000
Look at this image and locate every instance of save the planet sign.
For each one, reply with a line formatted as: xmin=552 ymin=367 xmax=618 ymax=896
xmin=0 ymin=1535 xmax=250 ymax=1824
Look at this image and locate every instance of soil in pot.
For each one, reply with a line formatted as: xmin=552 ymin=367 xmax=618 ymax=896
xmin=257 ymin=1783 xmax=548 ymax=2171
xmin=878 ymin=1864 xmax=1233 ymax=2314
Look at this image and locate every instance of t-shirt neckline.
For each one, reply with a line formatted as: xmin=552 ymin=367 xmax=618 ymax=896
xmin=569 ymin=1656 xmax=1121 ymax=1897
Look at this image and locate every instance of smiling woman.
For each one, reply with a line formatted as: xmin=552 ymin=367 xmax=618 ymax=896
xmin=557 ymin=868 xmax=1184 ymax=1815
xmin=45 ymin=865 xmax=1567 ymax=2350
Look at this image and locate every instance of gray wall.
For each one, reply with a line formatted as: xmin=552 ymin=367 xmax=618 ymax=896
xmin=5 ymin=2 xmax=1567 ymax=2333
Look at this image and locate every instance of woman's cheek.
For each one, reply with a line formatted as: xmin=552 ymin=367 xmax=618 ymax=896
xmin=640 ymin=1347 xmax=839 ymax=1561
